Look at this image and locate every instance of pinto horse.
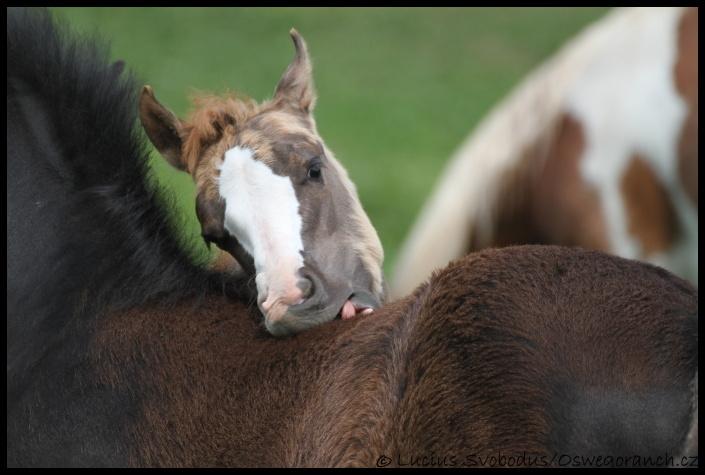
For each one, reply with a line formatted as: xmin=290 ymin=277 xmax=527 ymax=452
xmin=139 ymin=29 xmax=387 ymax=337
xmin=391 ymin=7 xmax=698 ymax=299
xmin=7 ymin=8 xmax=698 ymax=468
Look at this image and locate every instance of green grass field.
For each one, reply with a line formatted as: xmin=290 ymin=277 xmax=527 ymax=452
xmin=51 ymin=7 xmax=611 ymax=279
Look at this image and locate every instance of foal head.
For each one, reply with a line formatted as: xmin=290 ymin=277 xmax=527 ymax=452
xmin=139 ymin=30 xmax=387 ymax=337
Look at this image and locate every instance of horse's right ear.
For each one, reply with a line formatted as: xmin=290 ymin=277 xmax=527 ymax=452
xmin=139 ymin=86 xmax=187 ymax=171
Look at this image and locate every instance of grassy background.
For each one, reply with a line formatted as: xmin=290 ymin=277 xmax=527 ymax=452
xmin=51 ymin=7 xmax=611 ymax=279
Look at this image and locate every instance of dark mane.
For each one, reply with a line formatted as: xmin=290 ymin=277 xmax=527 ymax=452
xmin=7 ymin=7 xmax=244 ymax=315
xmin=7 ymin=9 xmax=251 ymax=419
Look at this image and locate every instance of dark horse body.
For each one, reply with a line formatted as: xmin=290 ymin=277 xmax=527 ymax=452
xmin=7 ymin=8 xmax=698 ymax=467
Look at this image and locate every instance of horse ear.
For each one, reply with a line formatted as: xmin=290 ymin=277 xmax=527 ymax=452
xmin=139 ymin=86 xmax=187 ymax=171
xmin=273 ymin=29 xmax=317 ymax=115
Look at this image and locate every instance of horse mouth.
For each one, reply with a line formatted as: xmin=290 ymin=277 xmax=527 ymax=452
xmin=265 ymin=284 xmax=382 ymax=337
xmin=295 ymin=273 xmax=380 ymax=321
xmin=339 ymin=300 xmax=375 ymax=319
xmin=337 ymin=290 xmax=380 ymax=320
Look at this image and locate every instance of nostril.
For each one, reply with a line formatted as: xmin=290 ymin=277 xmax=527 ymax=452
xmin=296 ymin=274 xmax=315 ymax=300
xmin=296 ymin=266 xmax=327 ymax=301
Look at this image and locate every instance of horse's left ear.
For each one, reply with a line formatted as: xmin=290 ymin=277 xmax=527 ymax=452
xmin=139 ymin=86 xmax=188 ymax=171
xmin=273 ymin=29 xmax=317 ymax=115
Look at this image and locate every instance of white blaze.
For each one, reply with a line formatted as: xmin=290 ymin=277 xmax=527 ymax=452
xmin=218 ymin=146 xmax=305 ymax=319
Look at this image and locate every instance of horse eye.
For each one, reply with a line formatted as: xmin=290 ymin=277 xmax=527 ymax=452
xmin=307 ymin=163 xmax=322 ymax=181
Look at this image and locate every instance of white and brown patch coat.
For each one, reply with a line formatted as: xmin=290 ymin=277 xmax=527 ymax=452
xmin=392 ymin=7 xmax=698 ymax=299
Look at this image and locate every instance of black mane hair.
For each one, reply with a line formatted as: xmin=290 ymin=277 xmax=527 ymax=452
xmin=8 ymin=10 xmax=252 ymax=464
xmin=7 ymin=7 xmax=249 ymax=371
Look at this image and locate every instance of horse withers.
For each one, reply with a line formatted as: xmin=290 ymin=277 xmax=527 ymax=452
xmin=139 ymin=30 xmax=387 ymax=336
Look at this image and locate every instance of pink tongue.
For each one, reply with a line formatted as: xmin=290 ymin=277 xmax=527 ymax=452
xmin=341 ymin=300 xmax=374 ymax=319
